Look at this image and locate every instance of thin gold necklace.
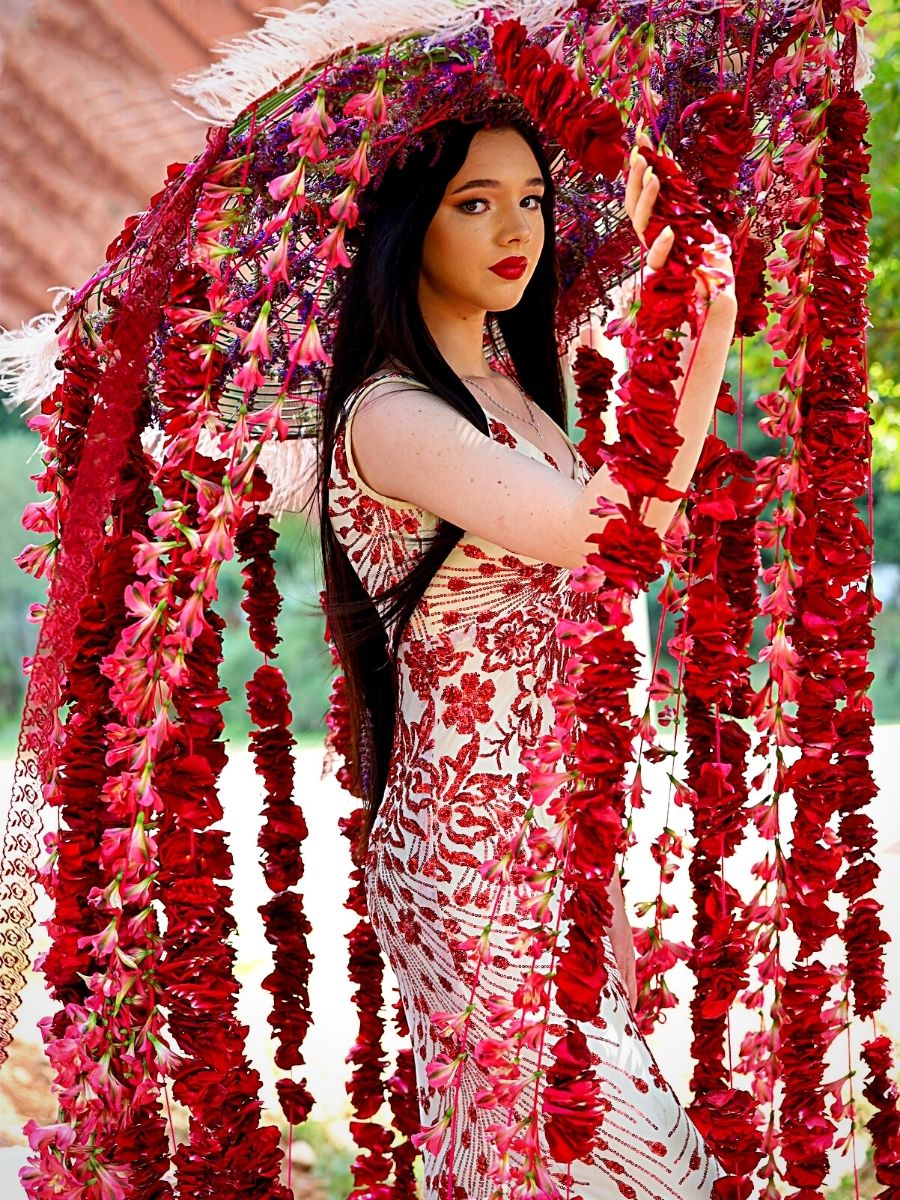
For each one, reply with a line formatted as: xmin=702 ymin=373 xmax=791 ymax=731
xmin=462 ymin=373 xmax=545 ymax=445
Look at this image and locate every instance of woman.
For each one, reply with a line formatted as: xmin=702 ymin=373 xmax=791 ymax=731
xmin=318 ymin=104 xmax=737 ymax=1200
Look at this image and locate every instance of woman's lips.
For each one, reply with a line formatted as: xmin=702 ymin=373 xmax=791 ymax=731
xmin=489 ymin=257 xmax=528 ymax=279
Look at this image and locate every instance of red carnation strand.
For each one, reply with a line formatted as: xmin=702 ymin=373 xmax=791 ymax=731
xmin=860 ymin=1037 xmax=900 ymax=1191
xmin=543 ymin=1026 xmax=606 ymax=1164
xmin=539 ymin=134 xmax=720 ymax=1168
xmin=244 ymin=658 xmax=316 ymax=1124
xmin=385 ymin=1003 xmax=421 ymax=1197
xmin=671 ymin=437 xmax=764 ymax=1191
xmin=571 ymin=344 xmax=616 ymax=471
xmin=779 ymin=81 xmax=899 ymax=1188
xmin=490 ymin=18 xmax=626 ymax=181
xmin=667 ymin=84 xmax=773 ymax=1193
xmin=323 ymin=610 xmax=414 ymax=1191
xmin=22 ymin=438 xmax=173 ymax=1196
xmin=236 ymin=514 xmax=283 ymax=658
xmin=340 ymin=807 xmax=397 ymax=1198
xmin=777 ymin=963 xmax=841 ymax=1186
xmin=155 ymin=612 xmax=289 ymax=1199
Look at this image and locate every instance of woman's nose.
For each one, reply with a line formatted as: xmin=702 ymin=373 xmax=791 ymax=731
xmin=499 ymin=210 xmax=532 ymax=243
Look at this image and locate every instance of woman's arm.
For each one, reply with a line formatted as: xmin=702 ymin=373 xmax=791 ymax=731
xmin=575 ymin=290 xmax=738 ymax=542
xmin=348 ymin=311 xmax=731 ymax=574
xmin=606 ymin=870 xmax=638 ymax=1009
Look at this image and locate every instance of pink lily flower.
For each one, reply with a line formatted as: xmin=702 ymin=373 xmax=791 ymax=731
xmin=486 ymin=1116 xmax=530 ymax=1156
xmin=179 ymin=586 xmax=209 ymax=640
xmin=314 ymin=223 xmax=351 ymax=270
xmin=428 ymin=1005 xmax=474 ymax=1040
xmin=233 ymin=353 xmax=267 ymax=394
xmin=217 ymin=405 xmax=252 ymax=452
xmin=261 ymin=222 xmax=293 ymax=285
xmin=425 ymin=1049 xmax=467 ymax=1090
xmin=544 ymin=25 xmax=569 ymax=62
xmin=268 ymin=160 xmax=309 ymax=220
xmin=21 ymin=496 xmax=58 ymax=534
xmin=78 ymin=918 xmax=119 ymax=958
xmin=526 ymin=763 xmax=571 ymax=806
xmin=473 ymin=1032 xmax=522 ymax=1073
xmin=289 ymin=315 xmax=332 ymax=367
xmin=343 ymin=68 xmax=389 ymax=125
xmin=410 ymin=1106 xmax=453 ymax=1155
xmin=240 ymin=299 xmax=272 ymax=359
xmin=335 ymin=132 xmax=371 ymax=186
xmin=289 ymin=88 xmax=336 ymax=162
xmin=123 ymin=580 xmax=170 ymax=645
xmin=14 ymin=539 xmax=57 ymax=580
xmin=22 ymin=1120 xmax=77 ymax=1153
xmin=91 ymin=1157 xmax=131 ymax=1200
xmin=328 ymin=182 xmax=360 ymax=227
xmin=245 ymin=396 xmax=290 ymax=442
xmin=148 ymin=499 xmax=189 ymax=538
xmin=456 ymin=922 xmax=493 ymax=965
xmin=132 ymin=534 xmax=179 ymax=581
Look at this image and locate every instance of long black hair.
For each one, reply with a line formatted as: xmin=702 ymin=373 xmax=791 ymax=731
xmin=315 ymin=103 xmax=566 ymax=862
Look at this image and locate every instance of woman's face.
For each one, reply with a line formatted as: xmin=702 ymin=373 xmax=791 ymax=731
xmin=418 ymin=125 xmax=547 ymax=318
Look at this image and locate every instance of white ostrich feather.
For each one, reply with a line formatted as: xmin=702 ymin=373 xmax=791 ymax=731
xmin=0 ymin=287 xmax=73 ymax=417
xmin=0 ymin=296 xmax=316 ymax=520
xmin=142 ymin=424 xmax=317 ymax=520
xmin=172 ymin=0 xmax=571 ymax=125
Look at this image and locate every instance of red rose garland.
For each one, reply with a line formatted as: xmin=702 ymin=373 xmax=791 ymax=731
xmin=236 ymin=510 xmax=317 ymax=1126
xmin=778 ymin=73 xmax=899 ymax=1188
xmin=675 ymin=436 xmax=764 ymax=1186
xmin=21 ymin=405 xmax=173 ymax=1198
xmin=321 ymin=613 xmax=415 ymax=1199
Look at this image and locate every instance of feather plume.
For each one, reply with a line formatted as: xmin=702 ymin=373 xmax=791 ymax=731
xmin=172 ymin=0 xmax=571 ymax=125
xmin=0 ymin=288 xmax=72 ymax=416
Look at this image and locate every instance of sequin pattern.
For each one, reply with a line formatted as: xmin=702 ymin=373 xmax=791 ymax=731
xmin=326 ymin=374 xmax=726 ymax=1200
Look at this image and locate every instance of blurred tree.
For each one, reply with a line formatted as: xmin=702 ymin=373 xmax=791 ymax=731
xmin=865 ymin=10 xmax=900 ymax=482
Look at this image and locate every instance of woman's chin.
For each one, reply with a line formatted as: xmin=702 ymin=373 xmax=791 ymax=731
xmin=483 ymin=281 xmax=528 ymax=310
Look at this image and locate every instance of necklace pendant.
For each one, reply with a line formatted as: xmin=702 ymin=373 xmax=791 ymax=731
xmin=465 ymin=374 xmax=545 ymax=444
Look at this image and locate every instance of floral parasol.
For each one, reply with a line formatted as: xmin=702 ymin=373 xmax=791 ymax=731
xmin=0 ymin=1 xmax=896 ymax=1198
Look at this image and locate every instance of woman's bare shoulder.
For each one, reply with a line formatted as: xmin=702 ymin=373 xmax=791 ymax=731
xmin=348 ymin=375 xmax=595 ymax=570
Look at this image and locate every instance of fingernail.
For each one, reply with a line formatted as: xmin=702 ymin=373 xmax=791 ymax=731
xmin=630 ymin=144 xmax=642 ymax=167
xmin=643 ymin=165 xmax=654 ymax=186
xmin=662 ymin=225 xmax=673 ymax=238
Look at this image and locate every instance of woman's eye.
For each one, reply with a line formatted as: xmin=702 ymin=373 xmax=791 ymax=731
xmin=459 ymin=195 xmax=543 ymax=213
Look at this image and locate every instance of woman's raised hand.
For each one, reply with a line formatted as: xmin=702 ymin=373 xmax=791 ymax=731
xmin=622 ymin=132 xmax=736 ymax=305
xmin=623 ymin=132 xmax=674 ymax=273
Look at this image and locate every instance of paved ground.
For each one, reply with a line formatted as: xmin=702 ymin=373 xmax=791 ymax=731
xmin=1 ymin=725 xmax=897 ymax=1194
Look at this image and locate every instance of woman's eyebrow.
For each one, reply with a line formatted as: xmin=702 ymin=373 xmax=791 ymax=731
xmin=449 ymin=176 xmax=545 ymax=194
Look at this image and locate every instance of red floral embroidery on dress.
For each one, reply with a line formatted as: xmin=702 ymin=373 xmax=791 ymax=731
xmin=326 ymin=376 xmax=725 ymax=1200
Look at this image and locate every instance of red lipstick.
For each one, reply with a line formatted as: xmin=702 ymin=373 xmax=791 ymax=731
xmin=489 ymin=256 xmax=528 ymax=279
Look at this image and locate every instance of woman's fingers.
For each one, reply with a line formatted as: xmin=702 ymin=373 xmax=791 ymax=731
xmin=625 ymin=158 xmax=662 ymax=250
xmin=645 ymin=224 xmax=674 ymax=271
xmin=624 ymin=155 xmax=655 ymax=231
xmin=633 ymin=168 xmax=660 ymax=245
